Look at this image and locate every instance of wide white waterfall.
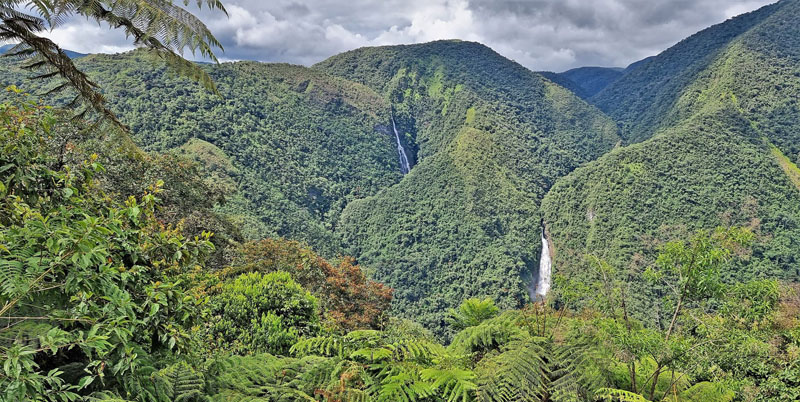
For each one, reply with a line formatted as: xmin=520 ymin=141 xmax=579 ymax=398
xmin=535 ymin=228 xmax=552 ymax=299
xmin=391 ymin=117 xmax=411 ymax=174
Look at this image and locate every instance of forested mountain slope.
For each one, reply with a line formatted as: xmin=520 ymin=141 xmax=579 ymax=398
xmin=0 ymin=50 xmax=402 ymax=255
xmin=542 ymin=103 xmax=800 ymax=319
xmin=2 ymin=41 xmax=620 ymax=337
xmin=316 ymin=40 xmax=620 ymax=335
xmin=558 ymin=66 xmax=624 ymax=98
xmin=0 ymin=43 xmax=86 ymax=58
xmin=592 ymin=0 xmax=791 ymax=144
xmin=544 ymin=0 xmax=800 ymax=320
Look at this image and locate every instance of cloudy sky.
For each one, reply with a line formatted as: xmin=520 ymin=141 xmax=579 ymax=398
xmin=40 ymin=0 xmax=775 ymax=72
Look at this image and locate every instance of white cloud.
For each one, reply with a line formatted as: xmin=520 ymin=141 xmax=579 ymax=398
xmin=42 ymin=22 xmax=133 ymax=54
xmin=36 ymin=0 xmax=778 ymax=71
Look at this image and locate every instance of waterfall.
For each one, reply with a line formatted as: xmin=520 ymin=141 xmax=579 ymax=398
xmin=391 ymin=117 xmax=411 ymax=174
xmin=534 ymin=228 xmax=552 ymax=300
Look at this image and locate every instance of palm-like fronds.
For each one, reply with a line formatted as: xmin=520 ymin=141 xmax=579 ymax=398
xmin=675 ymin=382 xmax=734 ymax=402
xmin=449 ymin=311 xmax=524 ymax=355
xmin=447 ymin=297 xmax=500 ymax=331
xmin=597 ymin=388 xmax=650 ymax=402
xmin=0 ymin=0 xmax=225 ymax=126
xmin=375 ymin=363 xmax=436 ymax=402
xmin=475 ymin=339 xmax=548 ymax=402
xmin=421 ymin=367 xmax=478 ymax=402
xmin=549 ymin=341 xmax=610 ymax=402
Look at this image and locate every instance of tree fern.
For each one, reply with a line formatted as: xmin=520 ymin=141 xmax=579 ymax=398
xmin=421 ymin=368 xmax=477 ymax=402
xmin=205 ymin=354 xmax=322 ymax=402
xmin=376 ymin=365 xmax=435 ymax=402
xmin=475 ymin=339 xmax=547 ymax=402
xmin=0 ymin=0 xmax=226 ymax=125
xmin=160 ymin=362 xmax=208 ymax=402
xmin=447 ymin=298 xmax=500 ymax=331
xmin=449 ymin=312 xmax=524 ymax=355
xmin=675 ymin=382 xmax=734 ymax=402
xmin=596 ymin=388 xmax=651 ymax=402
xmin=549 ymin=341 xmax=611 ymax=402
xmin=292 ymin=334 xmax=348 ymax=358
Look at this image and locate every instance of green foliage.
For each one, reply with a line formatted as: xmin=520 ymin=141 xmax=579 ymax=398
xmin=320 ymin=40 xmax=620 ymax=337
xmin=447 ymin=298 xmax=500 ymax=332
xmin=221 ymin=239 xmax=392 ymax=332
xmin=678 ymin=382 xmax=735 ymax=402
xmin=592 ymin=1 xmax=789 ymax=143
xmin=206 ymin=271 xmax=320 ymax=356
xmin=542 ymin=107 xmax=800 ymax=321
xmin=0 ymin=98 xmax=212 ymax=400
xmin=0 ymin=0 xmax=225 ymax=124
xmin=160 ymin=362 xmax=209 ymax=402
xmin=0 ymin=51 xmax=401 ymax=255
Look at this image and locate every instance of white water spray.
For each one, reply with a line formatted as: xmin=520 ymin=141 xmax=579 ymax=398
xmin=391 ymin=117 xmax=411 ymax=174
xmin=534 ymin=228 xmax=552 ymax=300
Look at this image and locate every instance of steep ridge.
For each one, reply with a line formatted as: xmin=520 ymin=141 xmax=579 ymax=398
xmin=317 ymin=40 xmax=620 ymax=336
xmin=592 ymin=0 xmax=788 ymax=143
xmin=545 ymin=0 xmax=800 ymax=319
xmin=542 ymin=103 xmax=800 ymax=320
xmin=0 ymin=50 xmax=402 ymax=254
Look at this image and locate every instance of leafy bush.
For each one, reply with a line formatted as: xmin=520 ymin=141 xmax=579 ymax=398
xmin=206 ymin=271 xmax=320 ymax=355
xmin=0 ymin=96 xmax=213 ymax=400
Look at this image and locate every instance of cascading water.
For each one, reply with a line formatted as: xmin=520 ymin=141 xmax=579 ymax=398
xmin=391 ymin=117 xmax=411 ymax=174
xmin=533 ymin=228 xmax=552 ymax=300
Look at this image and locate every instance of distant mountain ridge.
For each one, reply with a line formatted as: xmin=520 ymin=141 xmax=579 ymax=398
xmin=591 ymin=0 xmax=791 ymax=143
xmin=557 ymin=66 xmax=624 ymax=98
xmin=0 ymin=43 xmax=86 ymax=59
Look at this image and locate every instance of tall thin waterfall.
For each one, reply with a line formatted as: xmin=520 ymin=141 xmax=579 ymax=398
xmin=535 ymin=228 xmax=552 ymax=300
xmin=391 ymin=117 xmax=411 ymax=174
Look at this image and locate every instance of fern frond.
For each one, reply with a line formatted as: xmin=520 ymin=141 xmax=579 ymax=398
xmin=421 ymin=367 xmax=477 ymax=402
xmin=377 ymin=369 xmax=435 ymax=402
xmin=159 ymin=361 xmax=208 ymax=402
xmin=476 ymin=339 xmax=547 ymax=402
xmin=596 ymin=388 xmax=650 ymax=402
xmin=447 ymin=298 xmax=500 ymax=331
xmin=549 ymin=341 xmax=610 ymax=402
xmin=449 ymin=311 xmax=524 ymax=355
xmin=292 ymin=334 xmax=346 ymax=358
xmin=676 ymin=382 xmax=734 ymax=402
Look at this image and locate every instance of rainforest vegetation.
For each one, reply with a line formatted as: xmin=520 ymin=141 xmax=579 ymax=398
xmin=1 ymin=0 xmax=800 ymax=400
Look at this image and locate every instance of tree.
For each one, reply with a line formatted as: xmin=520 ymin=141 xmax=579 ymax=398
xmin=206 ymin=271 xmax=320 ymax=355
xmin=447 ymin=298 xmax=500 ymax=332
xmin=222 ymin=239 xmax=392 ymax=331
xmin=585 ymin=227 xmax=754 ymax=401
xmin=641 ymin=227 xmax=753 ymax=400
xmin=0 ymin=0 xmax=226 ymax=123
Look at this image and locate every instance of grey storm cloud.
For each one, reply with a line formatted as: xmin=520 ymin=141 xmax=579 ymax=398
xmin=41 ymin=0 xmax=776 ymax=72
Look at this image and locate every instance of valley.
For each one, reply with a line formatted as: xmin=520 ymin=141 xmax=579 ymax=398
xmin=2 ymin=0 xmax=800 ymax=400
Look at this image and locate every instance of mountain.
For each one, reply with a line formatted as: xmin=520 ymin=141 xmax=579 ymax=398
xmin=542 ymin=104 xmax=800 ymax=319
xmin=591 ymin=0 xmax=797 ymax=148
xmin=0 ymin=43 xmax=86 ymax=58
xmin=558 ymin=66 xmax=624 ymax=98
xmin=544 ymin=0 xmax=800 ymax=319
xmin=3 ymin=2 xmax=799 ymax=337
xmin=622 ymin=55 xmax=655 ymax=73
xmin=0 ymin=41 xmax=620 ymax=336
xmin=315 ymin=40 xmax=619 ymax=335
xmin=0 ymin=50 xmax=404 ymax=255
xmin=537 ymin=71 xmax=590 ymax=99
